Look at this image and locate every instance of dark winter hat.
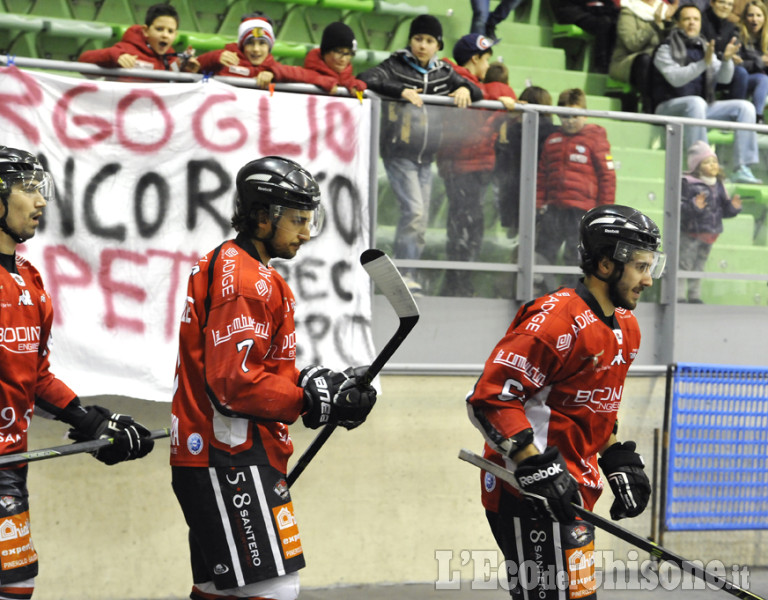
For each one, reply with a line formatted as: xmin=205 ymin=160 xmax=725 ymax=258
xmin=453 ymin=33 xmax=499 ymax=66
xmin=409 ymin=14 xmax=444 ymax=50
xmin=321 ymin=21 xmax=357 ymax=55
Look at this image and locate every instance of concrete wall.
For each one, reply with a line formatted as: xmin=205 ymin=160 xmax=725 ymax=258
xmin=27 ymin=375 xmax=768 ymax=599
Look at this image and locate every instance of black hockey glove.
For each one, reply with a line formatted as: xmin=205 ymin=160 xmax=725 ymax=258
xmin=68 ymin=405 xmax=155 ymax=466
xmin=300 ymin=365 xmax=346 ymax=429
xmin=333 ymin=366 xmax=377 ymax=430
xmin=598 ymin=441 xmax=651 ymax=520
xmin=300 ymin=365 xmax=377 ymax=430
xmin=514 ymin=446 xmax=582 ymax=523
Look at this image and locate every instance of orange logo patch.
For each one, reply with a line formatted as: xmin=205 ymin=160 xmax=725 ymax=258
xmin=272 ymin=502 xmax=303 ymax=560
xmin=0 ymin=510 xmax=38 ymax=571
xmin=566 ymin=542 xmax=597 ymax=598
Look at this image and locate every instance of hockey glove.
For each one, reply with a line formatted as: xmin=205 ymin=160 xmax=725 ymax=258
xmin=514 ymin=446 xmax=582 ymax=523
xmin=300 ymin=365 xmax=346 ymax=429
xmin=598 ymin=441 xmax=651 ymax=520
xmin=333 ymin=366 xmax=377 ymax=430
xmin=68 ymin=405 xmax=155 ymax=466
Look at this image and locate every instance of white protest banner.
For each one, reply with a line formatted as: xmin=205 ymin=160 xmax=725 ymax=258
xmin=0 ymin=66 xmax=375 ymax=402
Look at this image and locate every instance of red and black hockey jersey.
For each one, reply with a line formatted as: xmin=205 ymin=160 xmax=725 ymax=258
xmin=170 ymin=235 xmax=305 ymax=474
xmin=467 ymin=281 xmax=641 ymax=510
xmin=0 ymin=255 xmax=76 ymax=457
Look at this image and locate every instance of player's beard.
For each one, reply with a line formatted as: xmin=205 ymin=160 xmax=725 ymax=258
xmin=264 ymin=237 xmax=298 ymax=261
xmin=608 ymin=275 xmax=640 ymax=311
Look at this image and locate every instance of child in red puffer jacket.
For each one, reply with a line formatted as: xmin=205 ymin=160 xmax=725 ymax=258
xmin=303 ymin=22 xmax=367 ymax=96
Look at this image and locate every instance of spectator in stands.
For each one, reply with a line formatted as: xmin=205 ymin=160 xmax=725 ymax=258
xmin=550 ymin=0 xmax=620 ymax=73
xmin=303 ymin=22 xmax=366 ymax=96
xmin=358 ymin=14 xmax=483 ymax=294
xmin=536 ymin=89 xmax=616 ymax=276
xmin=79 ymin=3 xmax=199 ymax=74
xmin=650 ymin=4 xmax=762 ymax=183
xmin=609 ymin=0 xmax=677 ymax=112
xmin=701 ymin=0 xmax=749 ymax=99
xmin=196 ymin=12 xmax=337 ymax=92
xmin=679 ymin=141 xmax=742 ymax=303
xmin=494 ymin=85 xmax=560 ymax=239
xmin=437 ymin=35 xmax=515 ymax=296
xmin=470 ymin=0 xmax=528 ymax=39
xmin=737 ymin=0 xmax=768 ymax=120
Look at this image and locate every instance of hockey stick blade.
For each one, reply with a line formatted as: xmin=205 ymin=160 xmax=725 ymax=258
xmin=458 ymin=449 xmax=765 ymax=600
xmin=287 ymin=250 xmax=419 ymax=486
xmin=0 ymin=428 xmax=171 ymax=468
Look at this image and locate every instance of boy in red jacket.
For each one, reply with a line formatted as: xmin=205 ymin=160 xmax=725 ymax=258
xmin=437 ymin=33 xmax=516 ymax=296
xmin=196 ymin=12 xmax=337 ymax=91
xmin=536 ymin=88 xmax=616 ymax=279
xmin=303 ymin=22 xmax=366 ymax=95
xmin=79 ymin=3 xmax=199 ymax=73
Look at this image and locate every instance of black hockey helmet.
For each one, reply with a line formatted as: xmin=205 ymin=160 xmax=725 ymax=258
xmin=233 ymin=155 xmax=324 ymax=237
xmin=0 ymin=146 xmax=54 ymax=243
xmin=579 ymin=204 xmax=665 ymax=279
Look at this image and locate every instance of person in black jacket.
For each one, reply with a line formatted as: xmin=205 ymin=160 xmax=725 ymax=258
xmin=701 ymin=0 xmax=749 ymax=98
xmin=359 ymin=14 xmax=483 ymax=293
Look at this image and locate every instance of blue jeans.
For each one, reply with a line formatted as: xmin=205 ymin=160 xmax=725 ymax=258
xmin=470 ymin=0 xmax=526 ymax=34
xmin=747 ymin=71 xmax=768 ymax=117
xmin=383 ymin=157 xmax=433 ymax=261
xmin=655 ymin=95 xmax=758 ymax=167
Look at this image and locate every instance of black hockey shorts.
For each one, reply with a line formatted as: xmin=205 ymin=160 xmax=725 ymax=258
xmin=172 ymin=464 xmax=306 ymax=590
xmin=487 ymin=489 xmax=596 ymax=600
xmin=0 ymin=495 xmax=38 ymax=585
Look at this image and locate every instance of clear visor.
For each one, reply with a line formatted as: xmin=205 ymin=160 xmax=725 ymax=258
xmin=271 ymin=204 xmax=325 ymax=237
xmin=614 ymin=241 xmax=666 ymax=279
xmin=7 ymin=170 xmax=54 ymax=203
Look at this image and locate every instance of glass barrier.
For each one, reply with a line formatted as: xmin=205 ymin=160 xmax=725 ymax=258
xmin=373 ymin=96 xmax=768 ymax=308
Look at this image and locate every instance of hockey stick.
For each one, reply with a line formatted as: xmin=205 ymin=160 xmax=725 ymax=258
xmin=0 ymin=428 xmax=171 ymax=468
xmin=287 ymin=249 xmax=419 ymax=486
xmin=458 ymin=449 xmax=765 ymax=600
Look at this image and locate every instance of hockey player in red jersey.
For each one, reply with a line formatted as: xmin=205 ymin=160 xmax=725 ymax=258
xmin=170 ymin=156 xmax=376 ymax=600
xmin=467 ymin=205 xmax=665 ymax=599
xmin=0 ymin=147 xmax=155 ymax=599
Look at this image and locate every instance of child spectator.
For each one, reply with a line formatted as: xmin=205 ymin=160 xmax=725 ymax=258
xmin=196 ymin=12 xmax=337 ymax=91
xmin=358 ymin=15 xmax=483 ymax=293
xmin=495 ymin=85 xmax=560 ymax=238
xmin=303 ymin=22 xmax=367 ymax=95
xmin=79 ymin=3 xmax=199 ymax=73
xmin=679 ymin=141 xmax=742 ymax=303
xmin=737 ymin=0 xmax=768 ymax=120
xmin=536 ymin=88 xmax=616 ymax=274
xmin=483 ymin=60 xmax=517 ymax=100
xmin=436 ymin=35 xmax=514 ymax=296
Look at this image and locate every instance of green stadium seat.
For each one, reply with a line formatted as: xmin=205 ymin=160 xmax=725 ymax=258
xmin=0 ymin=13 xmax=43 ymax=56
xmin=36 ymin=17 xmax=114 ymax=61
xmin=28 ymin=0 xmax=73 ymax=18
xmin=91 ymin=0 xmax=134 ymax=26
xmin=493 ymin=42 xmax=564 ymax=71
xmin=128 ymin=0 xmax=195 ymax=29
xmin=301 ymin=6 xmax=344 ymax=44
xmin=177 ymin=30 xmax=231 ymax=54
xmin=700 ymin=243 xmax=768 ymax=305
xmin=374 ymin=0 xmax=428 ymax=16
xmin=5 ymin=0 xmax=34 ymax=13
xmin=319 ymin=0 xmax=372 ymax=10
xmin=185 ymin=0 xmax=235 ymax=34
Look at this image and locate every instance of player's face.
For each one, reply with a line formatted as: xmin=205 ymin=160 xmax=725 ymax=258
xmin=611 ymin=251 xmax=654 ymax=310
xmin=143 ymin=16 xmax=178 ymax=55
xmin=409 ymin=34 xmax=440 ymax=67
xmin=266 ymin=208 xmax=314 ymax=260
xmin=1 ymin=180 xmax=48 ymax=247
xmin=324 ymin=48 xmax=354 ymax=74
xmin=244 ymin=39 xmax=271 ymax=66
xmin=678 ymin=7 xmax=702 ymax=37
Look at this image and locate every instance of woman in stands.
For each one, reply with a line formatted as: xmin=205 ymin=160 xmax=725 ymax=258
xmin=609 ymin=0 xmax=677 ymax=111
xmin=737 ymin=0 xmax=768 ymax=120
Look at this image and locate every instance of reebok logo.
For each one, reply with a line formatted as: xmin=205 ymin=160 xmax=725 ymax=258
xmin=518 ymin=463 xmax=563 ymax=486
